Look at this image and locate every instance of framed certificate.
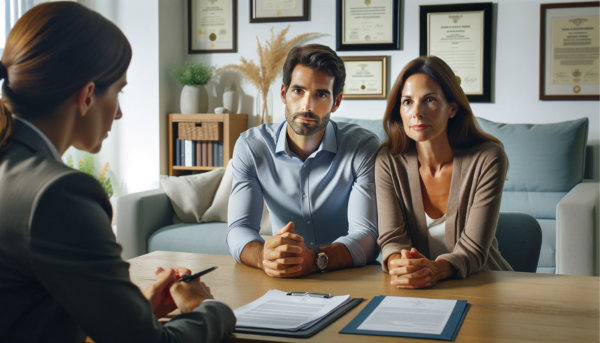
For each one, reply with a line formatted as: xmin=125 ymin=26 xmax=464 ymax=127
xmin=336 ymin=0 xmax=400 ymax=51
xmin=250 ymin=0 xmax=309 ymax=23
xmin=188 ymin=0 xmax=237 ymax=54
xmin=540 ymin=2 xmax=599 ymax=101
xmin=420 ymin=3 xmax=493 ymax=103
xmin=341 ymin=56 xmax=388 ymax=100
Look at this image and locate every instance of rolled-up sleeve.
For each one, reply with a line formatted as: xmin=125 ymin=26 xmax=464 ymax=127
xmin=226 ymin=137 xmax=266 ymax=263
xmin=333 ymin=134 xmax=380 ymax=266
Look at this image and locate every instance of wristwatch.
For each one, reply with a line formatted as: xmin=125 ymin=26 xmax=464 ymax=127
xmin=313 ymin=247 xmax=328 ymax=271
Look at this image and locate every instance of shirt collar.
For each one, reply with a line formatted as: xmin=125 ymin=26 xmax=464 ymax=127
xmin=275 ymin=120 xmax=338 ymax=157
xmin=13 ymin=116 xmax=63 ymax=163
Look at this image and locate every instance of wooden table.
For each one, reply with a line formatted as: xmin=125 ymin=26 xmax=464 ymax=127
xmin=128 ymin=251 xmax=599 ymax=342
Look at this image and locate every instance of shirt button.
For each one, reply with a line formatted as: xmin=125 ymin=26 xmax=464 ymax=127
xmin=310 ymin=242 xmax=314 ymax=245
xmin=303 ymin=194 xmax=307 ymax=199
xmin=307 ymin=221 xmax=311 ymax=224
xmin=303 ymin=164 xmax=306 ymax=168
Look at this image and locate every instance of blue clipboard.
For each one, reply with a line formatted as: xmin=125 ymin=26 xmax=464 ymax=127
xmin=340 ymin=296 xmax=470 ymax=341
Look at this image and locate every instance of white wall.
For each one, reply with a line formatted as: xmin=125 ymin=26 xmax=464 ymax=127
xmin=69 ymin=0 xmax=600 ymax=198
xmin=158 ymin=0 xmax=186 ymax=175
xmin=72 ymin=0 xmax=161 ymax=199
xmin=187 ymin=0 xmax=599 ymax=175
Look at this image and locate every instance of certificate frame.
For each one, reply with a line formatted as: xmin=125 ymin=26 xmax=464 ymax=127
xmin=340 ymin=56 xmax=388 ymax=100
xmin=336 ymin=0 xmax=401 ymax=51
xmin=419 ymin=3 xmax=493 ymax=103
xmin=249 ymin=0 xmax=309 ymax=23
xmin=188 ymin=0 xmax=238 ymax=54
xmin=539 ymin=1 xmax=600 ymax=101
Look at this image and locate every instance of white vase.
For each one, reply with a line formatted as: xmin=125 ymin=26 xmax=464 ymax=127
xmin=223 ymin=83 xmax=237 ymax=114
xmin=180 ymin=84 xmax=208 ymax=114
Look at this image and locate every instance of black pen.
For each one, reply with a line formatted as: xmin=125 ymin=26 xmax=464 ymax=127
xmin=177 ymin=266 xmax=218 ymax=282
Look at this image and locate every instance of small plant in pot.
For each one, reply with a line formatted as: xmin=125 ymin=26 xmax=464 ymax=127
xmin=171 ymin=61 xmax=216 ymax=114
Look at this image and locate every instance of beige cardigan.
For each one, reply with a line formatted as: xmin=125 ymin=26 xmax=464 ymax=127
xmin=376 ymin=142 xmax=513 ymax=278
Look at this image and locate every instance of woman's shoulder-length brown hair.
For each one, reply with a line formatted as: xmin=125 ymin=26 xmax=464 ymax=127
xmin=381 ymin=55 xmax=502 ymax=155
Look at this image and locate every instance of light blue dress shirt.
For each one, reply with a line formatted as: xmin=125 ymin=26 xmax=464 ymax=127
xmin=226 ymin=119 xmax=379 ymax=266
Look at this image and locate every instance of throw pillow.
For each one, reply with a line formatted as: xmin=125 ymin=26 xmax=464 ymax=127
xmin=201 ymin=161 xmax=272 ymax=236
xmin=160 ymin=168 xmax=225 ymax=223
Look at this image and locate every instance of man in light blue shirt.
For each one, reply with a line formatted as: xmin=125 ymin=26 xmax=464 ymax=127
xmin=227 ymin=44 xmax=379 ymax=278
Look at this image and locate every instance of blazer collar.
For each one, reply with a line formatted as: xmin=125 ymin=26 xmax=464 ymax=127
xmin=10 ymin=117 xmax=62 ymax=162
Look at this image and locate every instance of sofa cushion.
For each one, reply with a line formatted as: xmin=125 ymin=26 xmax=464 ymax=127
xmin=477 ymin=117 xmax=588 ymax=192
xmin=332 ymin=117 xmax=386 ymax=143
xmin=148 ymin=222 xmax=272 ymax=255
xmin=201 ymin=162 xmax=234 ymax=223
xmin=149 ymin=222 xmax=231 ymax=255
xmin=499 ymin=191 xmax=567 ymax=220
xmin=537 ymin=219 xmax=557 ymax=274
xmin=201 ymin=161 xmax=272 ymax=235
xmin=160 ymin=168 xmax=225 ymax=223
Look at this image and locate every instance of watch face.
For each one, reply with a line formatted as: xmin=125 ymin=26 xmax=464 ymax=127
xmin=317 ymin=253 xmax=328 ymax=270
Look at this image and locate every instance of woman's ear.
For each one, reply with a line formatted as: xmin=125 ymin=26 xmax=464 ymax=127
xmin=77 ymin=82 xmax=96 ymax=117
xmin=449 ymin=102 xmax=458 ymax=118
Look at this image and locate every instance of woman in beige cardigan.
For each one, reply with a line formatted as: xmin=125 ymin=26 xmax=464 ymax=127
xmin=376 ymin=56 xmax=512 ymax=289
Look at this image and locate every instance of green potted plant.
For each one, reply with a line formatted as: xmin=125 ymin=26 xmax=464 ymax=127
xmin=171 ymin=61 xmax=216 ymax=114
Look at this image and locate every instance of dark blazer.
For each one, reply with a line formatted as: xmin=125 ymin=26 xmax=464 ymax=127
xmin=0 ymin=119 xmax=236 ymax=343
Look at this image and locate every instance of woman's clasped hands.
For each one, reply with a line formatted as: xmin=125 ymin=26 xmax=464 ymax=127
xmin=142 ymin=267 xmax=214 ymax=319
xmin=388 ymin=248 xmax=456 ymax=289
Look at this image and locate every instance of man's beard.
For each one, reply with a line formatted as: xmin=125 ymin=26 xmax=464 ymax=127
xmin=285 ymin=106 xmax=330 ymax=136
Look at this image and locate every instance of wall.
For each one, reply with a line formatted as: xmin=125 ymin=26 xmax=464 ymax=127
xmin=72 ymin=0 xmax=161 ymax=199
xmin=66 ymin=0 xmax=600 ymax=200
xmin=186 ymin=0 xmax=599 ymax=179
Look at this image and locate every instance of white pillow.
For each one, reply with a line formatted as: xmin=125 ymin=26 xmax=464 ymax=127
xmin=159 ymin=168 xmax=225 ymax=223
xmin=201 ymin=161 xmax=272 ymax=236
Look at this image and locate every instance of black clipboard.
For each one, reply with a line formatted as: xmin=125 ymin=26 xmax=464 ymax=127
xmin=234 ymin=296 xmax=364 ymax=338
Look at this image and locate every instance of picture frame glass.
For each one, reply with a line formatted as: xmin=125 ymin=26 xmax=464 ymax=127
xmin=427 ymin=11 xmax=485 ymax=95
xmin=543 ymin=6 xmax=599 ymax=97
xmin=252 ymin=0 xmax=305 ymax=19
xmin=341 ymin=56 xmax=387 ymax=100
xmin=342 ymin=0 xmax=394 ymax=44
xmin=190 ymin=0 xmax=236 ymax=53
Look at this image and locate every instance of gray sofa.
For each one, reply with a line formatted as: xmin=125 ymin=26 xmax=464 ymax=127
xmin=117 ymin=117 xmax=599 ymax=276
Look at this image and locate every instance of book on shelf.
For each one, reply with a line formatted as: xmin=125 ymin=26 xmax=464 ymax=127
xmin=207 ymin=142 xmax=213 ymax=167
xmin=180 ymin=139 xmax=185 ymax=166
xmin=195 ymin=141 xmax=201 ymax=167
xmin=175 ymin=138 xmax=181 ymax=166
xmin=202 ymin=142 xmax=208 ymax=167
xmin=177 ymin=140 xmax=224 ymax=167
xmin=184 ymin=140 xmax=193 ymax=167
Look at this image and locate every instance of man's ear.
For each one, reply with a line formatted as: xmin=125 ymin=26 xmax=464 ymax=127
xmin=77 ymin=82 xmax=96 ymax=117
xmin=330 ymin=92 xmax=343 ymax=113
xmin=280 ymin=83 xmax=287 ymax=104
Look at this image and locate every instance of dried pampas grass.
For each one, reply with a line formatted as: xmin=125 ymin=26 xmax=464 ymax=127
xmin=219 ymin=26 xmax=321 ymax=124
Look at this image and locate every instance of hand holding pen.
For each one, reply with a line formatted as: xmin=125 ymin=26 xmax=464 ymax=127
xmin=169 ymin=266 xmax=218 ymax=313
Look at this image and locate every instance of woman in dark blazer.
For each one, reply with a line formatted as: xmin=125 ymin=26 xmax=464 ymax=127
xmin=0 ymin=3 xmax=234 ymax=342
xmin=376 ymin=56 xmax=512 ymax=290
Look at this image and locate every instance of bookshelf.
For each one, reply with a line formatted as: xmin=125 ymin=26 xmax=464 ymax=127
xmin=168 ymin=113 xmax=248 ymax=176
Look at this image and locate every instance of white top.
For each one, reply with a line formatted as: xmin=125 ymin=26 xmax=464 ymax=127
xmin=425 ymin=212 xmax=449 ymax=260
xmin=13 ymin=116 xmax=63 ymax=163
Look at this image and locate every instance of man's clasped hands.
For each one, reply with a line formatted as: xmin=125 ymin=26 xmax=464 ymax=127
xmin=260 ymin=222 xmax=318 ymax=278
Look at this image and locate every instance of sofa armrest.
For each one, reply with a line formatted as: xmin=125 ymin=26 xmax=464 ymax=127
xmin=116 ymin=188 xmax=175 ymax=260
xmin=556 ymin=182 xmax=600 ymax=276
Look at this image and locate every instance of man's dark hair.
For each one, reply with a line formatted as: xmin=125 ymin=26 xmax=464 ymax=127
xmin=282 ymin=44 xmax=346 ymax=99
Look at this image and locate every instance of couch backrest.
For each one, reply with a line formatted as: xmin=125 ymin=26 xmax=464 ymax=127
xmin=477 ymin=117 xmax=589 ymax=220
xmin=334 ymin=116 xmax=591 ymax=220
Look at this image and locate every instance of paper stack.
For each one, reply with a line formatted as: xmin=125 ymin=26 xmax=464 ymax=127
xmin=234 ymin=290 xmax=352 ymax=332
